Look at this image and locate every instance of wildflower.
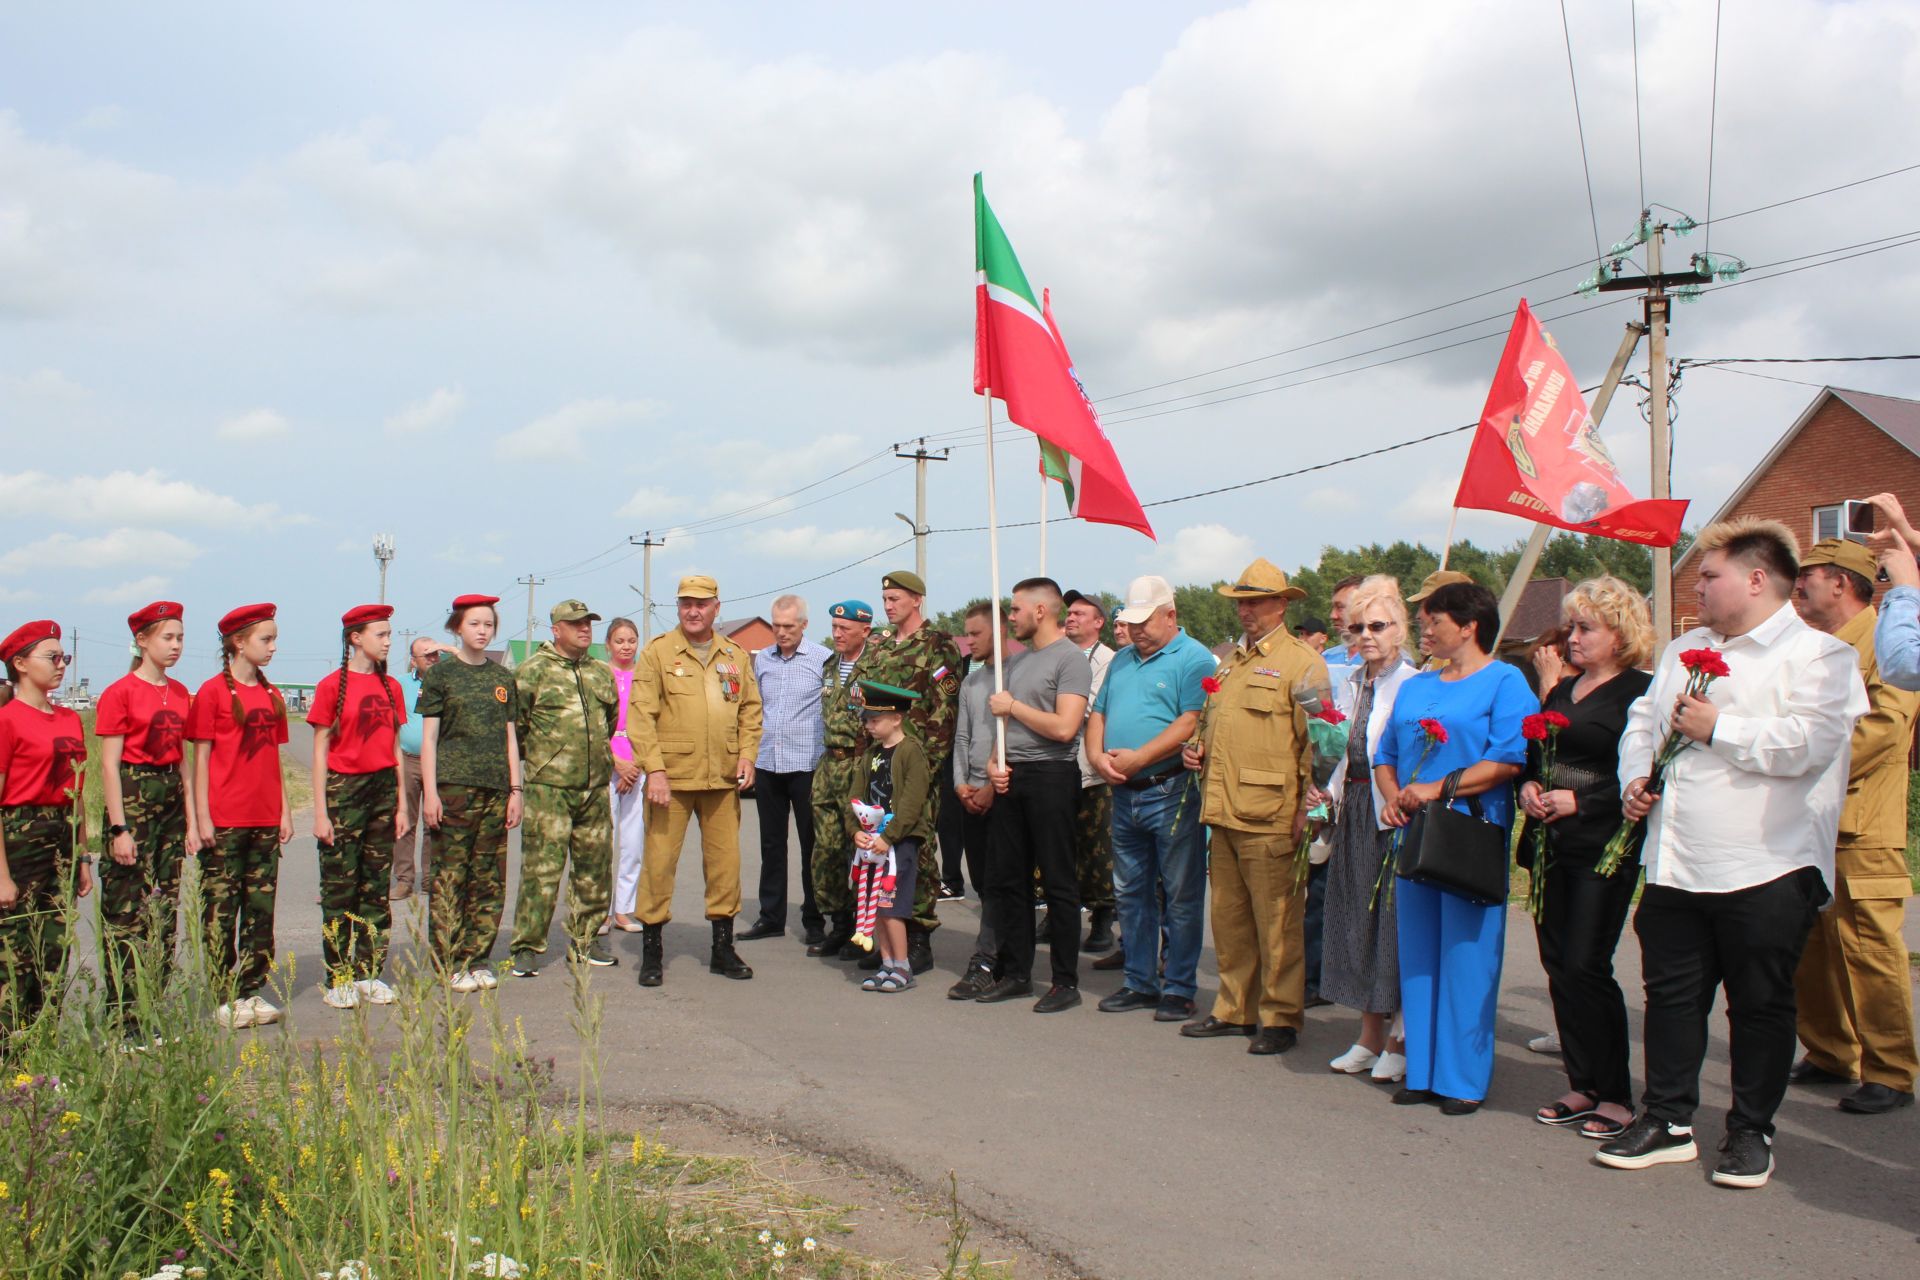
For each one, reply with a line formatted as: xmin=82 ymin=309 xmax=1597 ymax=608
xmin=758 ymin=1230 xmax=772 ymax=1244
xmin=467 ymin=1255 xmax=525 ymax=1278
xmin=0 ymin=1180 xmax=8 ymax=1200
xmin=802 ymin=1238 xmax=818 ymax=1252
xmin=11 ymin=1072 xmax=31 ymax=1089
xmin=208 ymin=1168 xmax=230 ymax=1185
xmin=772 ymin=1242 xmax=788 ymax=1259
xmin=59 ymin=1110 xmax=81 ymax=1130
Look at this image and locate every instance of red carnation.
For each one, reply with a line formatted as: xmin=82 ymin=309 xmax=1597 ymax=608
xmin=1312 ymin=704 xmax=1347 ymax=725
xmin=1542 ymin=710 xmax=1570 ymax=730
xmin=1680 ymin=648 xmax=1731 ymax=680
xmin=1521 ymin=713 xmax=1549 ymax=741
xmin=1201 ymin=676 xmax=1222 ymax=695
xmin=1419 ymin=717 xmax=1448 ymax=744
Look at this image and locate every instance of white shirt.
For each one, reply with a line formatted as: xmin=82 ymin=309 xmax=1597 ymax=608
xmin=1618 ymin=602 xmax=1868 ymax=895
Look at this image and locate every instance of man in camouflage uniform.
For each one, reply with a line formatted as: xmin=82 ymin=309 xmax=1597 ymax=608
xmin=808 ymin=600 xmax=875 ymax=959
xmin=1063 ymin=588 xmax=1118 ymax=952
xmin=850 ymin=569 xmax=961 ymax=974
xmin=508 ymin=599 xmax=619 ymax=975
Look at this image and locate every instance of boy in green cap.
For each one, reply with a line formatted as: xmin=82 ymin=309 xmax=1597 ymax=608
xmin=847 ymin=680 xmax=932 ymax=990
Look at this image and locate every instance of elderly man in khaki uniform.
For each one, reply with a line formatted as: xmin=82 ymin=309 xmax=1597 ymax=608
xmin=629 ymin=574 xmax=764 ymax=987
xmin=1180 ymin=558 xmax=1331 ymax=1054
xmin=1790 ymin=538 xmax=1920 ymax=1115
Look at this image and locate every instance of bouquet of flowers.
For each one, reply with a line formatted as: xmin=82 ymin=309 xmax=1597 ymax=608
xmin=1291 ymin=690 xmax=1350 ymax=889
xmin=1596 ymin=647 xmax=1731 ymax=876
xmin=1373 ymin=717 xmax=1447 ymax=910
xmin=1521 ymin=710 xmax=1570 ymax=921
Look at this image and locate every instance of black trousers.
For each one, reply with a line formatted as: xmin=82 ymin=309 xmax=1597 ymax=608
xmin=753 ymin=769 xmax=821 ymax=931
xmin=1536 ymin=859 xmax=1639 ymax=1106
xmin=1634 ymin=867 xmax=1826 ymax=1137
xmin=984 ymin=759 xmax=1081 ymax=987
xmin=936 ymin=756 xmax=966 ymax=891
xmin=960 ymin=803 xmax=998 ymax=968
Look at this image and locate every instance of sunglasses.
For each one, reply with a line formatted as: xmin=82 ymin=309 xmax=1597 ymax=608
xmin=36 ymin=651 xmax=74 ymax=667
xmin=1344 ymin=620 xmax=1394 ymax=636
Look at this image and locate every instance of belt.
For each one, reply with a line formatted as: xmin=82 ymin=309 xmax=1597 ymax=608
xmin=123 ymin=762 xmax=180 ymax=776
xmin=1119 ymin=768 xmax=1182 ymax=791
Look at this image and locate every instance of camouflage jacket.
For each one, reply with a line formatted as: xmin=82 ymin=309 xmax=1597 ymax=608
xmin=820 ymin=650 xmax=866 ymax=759
xmin=514 ymin=642 xmax=618 ymax=790
xmin=850 ymin=624 xmax=962 ymax=760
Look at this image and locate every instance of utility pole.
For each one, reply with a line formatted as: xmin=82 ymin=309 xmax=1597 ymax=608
xmin=893 ymin=438 xmax=949 ymax=584
xmin=516 ymin=575 xmax=544 ymax=668
xmin=372 ymin=533 xmax=396 ymax=605
xmin=628 ymin=532 xmax=666 ymax=642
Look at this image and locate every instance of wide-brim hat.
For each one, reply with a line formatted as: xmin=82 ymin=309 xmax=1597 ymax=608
xmin=1216 ymin=558 xmax=1306 ymax=602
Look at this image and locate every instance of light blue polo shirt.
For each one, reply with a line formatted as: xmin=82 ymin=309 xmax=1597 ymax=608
xmin=1092 ymin=628 xmax=1215 ymax=769
xmin=396 ymin=669 xmax=425 ymax=757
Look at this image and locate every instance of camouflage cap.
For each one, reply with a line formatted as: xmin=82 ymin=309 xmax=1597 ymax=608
xmin=881 ymin=569 xmax=926 ymax=597
xmin=1407 ymin=570 xmax=1473 ymax=603
xmin=549 ymin=598 xmax=601 ymax=623
xmin=1800 ymin=537 xmax=1877 ymax=581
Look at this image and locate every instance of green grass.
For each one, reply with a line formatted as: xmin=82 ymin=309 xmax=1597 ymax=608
xmin=1906 ymin=771 xmax=1920 ymax=891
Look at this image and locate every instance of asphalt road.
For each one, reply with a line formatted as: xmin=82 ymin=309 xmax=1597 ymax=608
xmin=182 ymin=727 xmax=1920 ymax=1276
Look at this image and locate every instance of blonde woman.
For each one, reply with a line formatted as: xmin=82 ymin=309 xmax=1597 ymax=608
xmin=1321 ymin=577 xmax=1419 ymax=1081
xmin=1519 ymin=576 xmax=1653 ymax=1140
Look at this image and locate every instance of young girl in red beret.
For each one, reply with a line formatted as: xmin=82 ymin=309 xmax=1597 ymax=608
xmin=0 ymin=620 xmax=93 ymax=1033
xmin=307 ymin=604 xmax=410 ymax=1009
xmin=186 ymin=604 xmax=292 ymax=1030
xmin=95 ymin=600 xmax=197 ymax=1036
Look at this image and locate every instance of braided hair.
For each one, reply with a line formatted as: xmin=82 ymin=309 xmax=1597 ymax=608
xmin=221 ymin=624 xmax=287 ymax=727
xmin=335 ymin=624 xmax=401 ymax=738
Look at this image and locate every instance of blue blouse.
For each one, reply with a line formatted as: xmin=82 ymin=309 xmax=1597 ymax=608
xmin=1374 ymin=660 xmax=1534 ymax=830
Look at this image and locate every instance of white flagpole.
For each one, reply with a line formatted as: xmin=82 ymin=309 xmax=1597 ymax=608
xmin=985 ymin=393 xmax=1008 ymax=769
xmin=1437 ymin=507 xmax=1461 ymax=571
xmin=1038 ymin=467 xmax=1049 ymax=576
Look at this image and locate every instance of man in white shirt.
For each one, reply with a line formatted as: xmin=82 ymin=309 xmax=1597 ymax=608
xmin=1597 ymin=518 xmax=1868 ymax=1190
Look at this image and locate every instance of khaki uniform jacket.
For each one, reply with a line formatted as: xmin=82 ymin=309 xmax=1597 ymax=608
xmin=628 ymin=628 xmax=764 ymax=789
xmin=1833 ymin=605 xmax=1920 ymax=850
xmin=1197 ymin=627 xmax=1330 ymax=834
xmin=515 ymin=642 xmax=618 ymax=790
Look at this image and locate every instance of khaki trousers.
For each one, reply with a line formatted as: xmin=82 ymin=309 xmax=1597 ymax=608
xmin=1796 ymin=845 xmax=1918 ymax=1090
xmin=1208 ymin=823 xmax=1307 ymax=1030
xmin=637 ymin=787 xmax=742 ymax=925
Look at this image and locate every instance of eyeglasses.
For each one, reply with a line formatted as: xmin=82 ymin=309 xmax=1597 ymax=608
xmin=1344 ymin=621 xmax=1394 ymax=636
xmin=36 ymin=651 xmax=73 ymax=667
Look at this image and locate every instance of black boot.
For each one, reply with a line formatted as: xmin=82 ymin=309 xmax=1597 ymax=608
xmin=637 ymin=924 xmax=664 ymax=988
xmin=1084 ymin=906 xmax=1116 ymax=954
xmin=709 ymin=918 xmax=753 ymax=980
xmin=809 ymin=911 xmax=853 ymax=958
xmin=907 ymin=923 xmax=935 ymax=975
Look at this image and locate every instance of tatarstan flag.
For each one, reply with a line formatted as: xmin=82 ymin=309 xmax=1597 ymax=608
xmin=974 ymin=174 xmax=1154 ymax=538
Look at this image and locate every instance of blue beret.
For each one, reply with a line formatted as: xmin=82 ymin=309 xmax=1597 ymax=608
xmin=829 ymin=600 xmax=874 ymax=624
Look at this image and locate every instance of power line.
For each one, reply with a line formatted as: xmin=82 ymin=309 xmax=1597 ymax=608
xmin=1681 ymin=354 xmax=1920 ymax=367
xmin=664 ymin=447 xmax=896 ymax=534
xmin=1559 ymin=0 xmax=1606 ymax=264
xmin=1704 ymin=0 xmax=1725 ymax=255
xmin=1700 ymin=160 xmax=1920 ymax=230
xmin=725 ymin=535 xmax=919 ymax=606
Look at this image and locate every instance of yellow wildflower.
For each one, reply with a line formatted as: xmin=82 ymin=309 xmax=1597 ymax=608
xmin=207 ymin=1168 xmax=230 ymax=1185
xmin=59 ymin=1111 xmax=81 ymax=1130
xmin=0 ymin=1179 xmax=10 ymax=1200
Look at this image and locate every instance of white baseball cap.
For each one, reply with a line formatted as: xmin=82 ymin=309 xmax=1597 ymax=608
xmin=1116 ymin=575 xmax=1176 ymax=625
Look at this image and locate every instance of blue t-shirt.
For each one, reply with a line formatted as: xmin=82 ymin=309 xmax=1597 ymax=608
xmin=395 ymin=670 xmax=425 ymax=757
xmin=1374 ymin=660 xmax=1532 ymax=830
xmin=1092 ymin=629 xmax=1216 ymax=774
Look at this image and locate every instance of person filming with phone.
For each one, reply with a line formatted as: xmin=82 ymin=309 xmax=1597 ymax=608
xmin=1860 ymin=493 xmax=1920 ymax=690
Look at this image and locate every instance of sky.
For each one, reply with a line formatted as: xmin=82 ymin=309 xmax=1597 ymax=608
xmin=4 ymin=0 xmax=1920 ymax=687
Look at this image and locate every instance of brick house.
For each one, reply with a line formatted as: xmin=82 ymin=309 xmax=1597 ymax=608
xmin=1670 ymin=386 xmax=1920 ymax=634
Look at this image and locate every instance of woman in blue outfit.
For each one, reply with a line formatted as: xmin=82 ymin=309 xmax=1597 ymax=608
xmin=1375 ymin=581 xmax=1533 ymax=1116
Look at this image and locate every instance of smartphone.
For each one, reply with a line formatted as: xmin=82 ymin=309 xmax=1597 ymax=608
xmin=1844 ymin=499 xmax=1877 ymax=544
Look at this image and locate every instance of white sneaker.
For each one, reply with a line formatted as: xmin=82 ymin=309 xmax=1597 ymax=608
xmin=1528 ymin=1033 xmax=1563 ymax=1054
xmin=1330 ymin=1044 xmax=1380 ymax=1074
xmin=1371 ymin=1051 xmax=1408 ymax=1082
xmin=354 ymin=978 xmax=397 ymax=1005
xmin=247 ymin=996 xmax=282 ymax=1025
xmin=215 ymin=1001 xmax=255 ymax=1030
xmin=449 ymin=970 xmax=480 ymax=993
xmin=322 ymin=983 xmax=360 ymax=1010
xmin=471 ymin=967 xmax=498 ymax=990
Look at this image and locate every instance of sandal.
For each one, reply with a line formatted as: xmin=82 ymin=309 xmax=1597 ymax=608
xmin=860 ymin=973 xmax=884 ymax=992
xmin=1580 ymin=1113 xmax=1631 ymax=1141
xmin=1535 ymin=1099 xmax=1599 ymax=1127
xmin=876 ymin=969 xmax=915 ymax=992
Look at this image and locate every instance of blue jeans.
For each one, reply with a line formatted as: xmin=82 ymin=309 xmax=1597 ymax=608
xmin=1110 ymin=771 xmax=1207 ymax=1000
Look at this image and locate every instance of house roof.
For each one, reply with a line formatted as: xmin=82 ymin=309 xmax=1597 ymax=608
xmin=1502 ymin=577 xmax=1570 ymax=646
xmin=1674 ymin=385 xmax=1920 ymax=573
xmin=717 ymin=617 xmax=768 ymax=634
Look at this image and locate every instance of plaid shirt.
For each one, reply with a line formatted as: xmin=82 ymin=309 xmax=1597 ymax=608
xmin=753 ymin=638 xmax=832 ymax=772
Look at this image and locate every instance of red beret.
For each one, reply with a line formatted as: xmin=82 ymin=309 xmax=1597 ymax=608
xmin=341 ymin=604 xmax=394 ymax=629
xmin=451 ymin=594 xmax=500 ymax=610
xmin=127 ymin=600 xmax=184 ymax=635
xmin=0 ymin=620 xmax=60 ymax=666
xmin=218 ymin=603 xmax=277 ymax=637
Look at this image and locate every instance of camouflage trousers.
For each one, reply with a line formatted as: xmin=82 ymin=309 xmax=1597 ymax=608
xmin=1075 ymin=783 xmax=1115 ymax=910
xmin=509 ymin=782 xmax=611 ymax=958
xmin=202 ymin=825 xmax=281 ymax=999
xmin=810 ymin=754 xmax=858 ymax=916
xmin=99 ymin=764 xmax=190 ymax=1014
xmin=318 ymin=770 xmax=397 ymax=982
xmin=430 ymin=785 xmax=509 ymax=971
xmin=0 ymin=806 xmax=76 ymax=1034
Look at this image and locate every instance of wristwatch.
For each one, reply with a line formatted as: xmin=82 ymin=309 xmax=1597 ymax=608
xmin=106 ymin=824 xmax=130 ymax=838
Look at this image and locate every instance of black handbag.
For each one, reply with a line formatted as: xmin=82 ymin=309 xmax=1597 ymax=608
xmin=1396 ymin=769 xmax=1510 ymax=906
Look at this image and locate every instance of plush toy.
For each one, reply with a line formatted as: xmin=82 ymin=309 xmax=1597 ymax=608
xmin=848 ymin=800 xmax=897 ymax=952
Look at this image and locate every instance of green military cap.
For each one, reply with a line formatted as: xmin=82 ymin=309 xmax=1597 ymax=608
xmin=881 ymin=569 xmax=926 ymax=597
xmin=550 ymin=598 xmax=601 ymax=623
xmin=1801 ymin=537 xmax=1876 ymax=581
xmin=857 ymin=679 xmax=920 ymax=714
xmin=677 ymin=573 xmax=719 ymax=600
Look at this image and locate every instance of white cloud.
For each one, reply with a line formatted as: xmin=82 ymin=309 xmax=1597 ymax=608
xmin=385 ymin=386 xmax=466 ymax=434
xmin=1160 ymin=523 xmax=1254 ymax=582
xmin=217 ymin=407 xmax=292 ymax=441
xmin=614 ymin=485 xmax=691 ymax=522
xmin=0 ymin=586 xmax=34 ymax=604
xmin=1304 ymin=486 xmax=1360 ymax=514
xmin=495 ymin=396 xmax=656 ymax=461
xmin=0 ymin=368 xmax=89 ymax=400
xmin=434 ymin=541 xmax=506 ymax=567
xmin=0 ymin=468 xmax=295 ymax=528
xmin=82 ymin=574 xmax=171 ymax=606
xmin=0 ymin=528 xmax=201 ymax=576
xmin=751 ymin=525 xmax=891 ymax=559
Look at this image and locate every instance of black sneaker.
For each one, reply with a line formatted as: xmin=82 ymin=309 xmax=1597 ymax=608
xmin=510 ymin=949 xmax=541 ymax=978
xmin=974 ymin=976 xmax=1035 ymax=1004
xmin=938 ymin=883 xmax=966 ymax=901
xmin=947 ymin=964 xmax=996 ymax=1001
xmin=1033 ymin=984 xmax=1082 ymax=1013
xmin=1097 ymin=987 xmax=1160 ymax=1013
xmin=1153 ymin=995 xmax=1197 ymax=1023
xmin=1711 ymin=1130 xmax=1774 ymax=1189
xmin=1594 ymin=1115 xmax=1698 ymax=1171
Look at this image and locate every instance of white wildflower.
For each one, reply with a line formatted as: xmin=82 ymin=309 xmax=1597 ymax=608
xmin=757 ymin=1230 xmax=772 ymax=1244
xmin=772 ymin=1242 xmax=788 ymax=1259
xmin=803 ymin=1237 xmax=818 ymax=1252
xmin=467 ymin=1255 xmax=525 ymax=1279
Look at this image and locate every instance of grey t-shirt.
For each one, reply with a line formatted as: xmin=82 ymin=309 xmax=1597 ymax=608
xmin=1004 ymin=637 xmax=1093 ymax=763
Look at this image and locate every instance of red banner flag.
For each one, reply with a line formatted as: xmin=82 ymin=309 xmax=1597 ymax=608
xmin=1454 ymin=301 xmax=1688 ymax=547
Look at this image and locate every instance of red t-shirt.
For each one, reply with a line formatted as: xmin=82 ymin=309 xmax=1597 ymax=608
xmin=306 ymin=669 xmax=406 ymax=775
xmin=186 ymin=674 xmax=289 ymax=828
xmin=0 ymin=699 xmax=87 ymax=807
xmin=95 ymin=672 xmax=194 ymax=766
